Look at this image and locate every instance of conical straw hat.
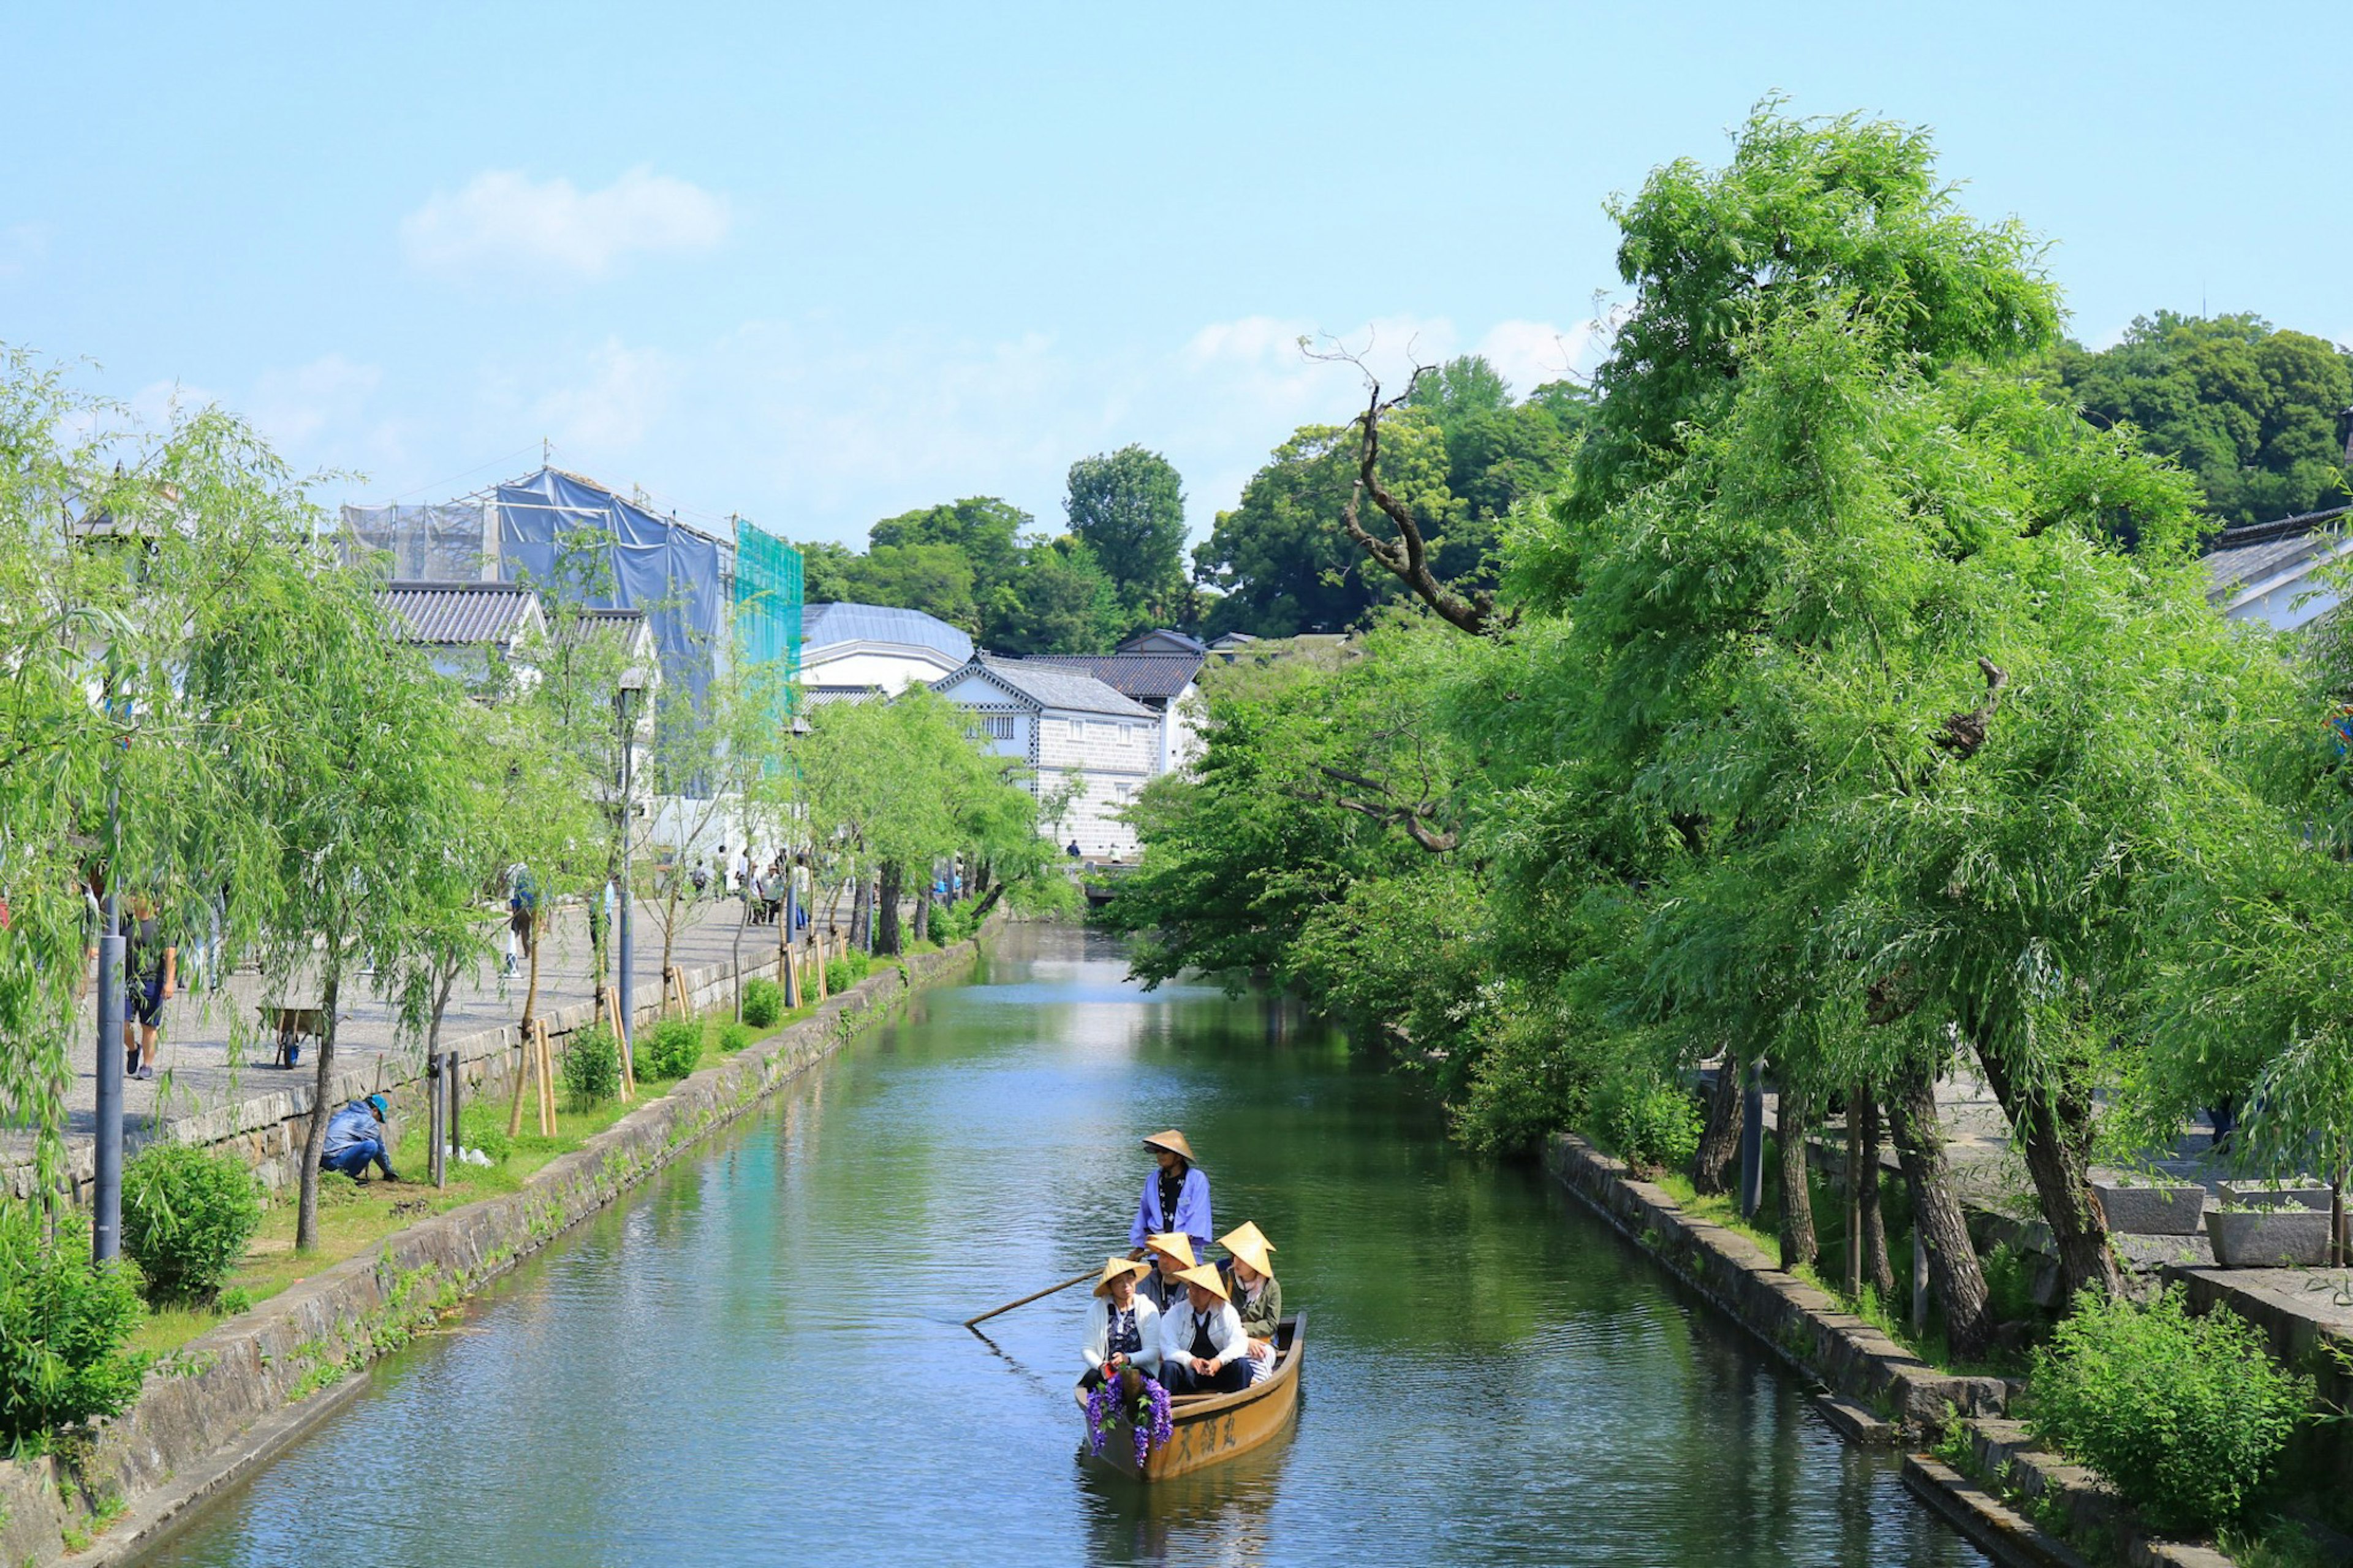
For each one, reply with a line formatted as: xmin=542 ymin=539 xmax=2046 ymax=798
xmin=1219 ymin=1221 xmax=1275 ymax=1279
xmin=1142 ymin=1129 xmax=1197 ymax=1164
xmin=1175 ymin=1263 xmax=1230 ymax=1302
xmin=1143 ymin=1232 xmax=1197 ymax=1269
xmin=1093 ymin=1256 xmax=1151 ymax=1298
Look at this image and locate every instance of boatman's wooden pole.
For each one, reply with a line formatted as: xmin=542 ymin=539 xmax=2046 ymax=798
xmin=964 ymin=1268 xmax=1100 ymax=1330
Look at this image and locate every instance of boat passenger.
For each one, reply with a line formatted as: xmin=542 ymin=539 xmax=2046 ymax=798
xmin=1137 ymin=1231 xmax=1195 ymax=1315
xmin=1078 ymin=1257 xmax=1161 ymax=1390
xmin=1129 ymin=1129 xmax=1211 ymax=1265
xmin=1218 ymin=1222 xmax=1282 ymax=1383
xmin=1158 ymin=1263 xmax=1249 ymax=1395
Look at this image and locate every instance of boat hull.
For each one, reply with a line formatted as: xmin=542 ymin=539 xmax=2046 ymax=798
xmin=1075 ymin=1312 xmax=1305 ymax=1481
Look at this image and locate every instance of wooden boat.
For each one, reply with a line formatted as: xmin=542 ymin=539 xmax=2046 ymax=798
xmin=1074 ymin=1312 xmax=1305 ymax=1480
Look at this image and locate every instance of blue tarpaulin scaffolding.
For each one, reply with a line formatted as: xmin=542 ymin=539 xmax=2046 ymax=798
xmin=344 ymin=468 xmax=801 ymax=713
xmin=494 ymin=468 xmax=731 ymax=706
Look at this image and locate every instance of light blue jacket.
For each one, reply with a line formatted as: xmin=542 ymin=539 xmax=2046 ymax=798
xmin=322 ymin=1101 xmax=380 ymax=1159
xmin=1129 ymin=1166 xmax=1212 ymax=1260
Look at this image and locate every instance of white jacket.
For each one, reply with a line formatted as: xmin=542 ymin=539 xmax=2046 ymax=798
xmin=1159 ymin=1298 xmax=1246 ymax=1372
xmin=1081 ymin=1295 xmax=1161 ymax=1377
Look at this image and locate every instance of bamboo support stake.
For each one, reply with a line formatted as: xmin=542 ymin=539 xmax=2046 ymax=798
xmin=506 ymin=1025 xmax=532 ymax=1138
xmin=537 ymin=1020 xmax=556 ymax=1136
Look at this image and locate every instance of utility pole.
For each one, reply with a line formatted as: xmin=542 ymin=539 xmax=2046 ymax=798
xmin=1737 ymin=1059 xmax=1765 ymax=1220
xmin=93 ymin=664 xmax=125 ymax=1261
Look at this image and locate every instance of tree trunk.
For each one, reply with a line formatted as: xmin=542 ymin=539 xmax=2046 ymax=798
xmin=914 ymin=879 xmax=931 ymax=944
xmin=659 ymin=884 xmax=683 ymax=1017
xmin=509 ymin=913 xmax=548 ymax=1139
xmin=1844 ymin=1086 xmax=1865 ymax=1298
xmin=1971 ymin=1032 xmax=2120 ymax=1301
xmin=586 ymin=890 xmax=610 ymax=1026
xmin=1778 ymin=1085 xmax=1819 ymax=1273
xmin=730 ymin=883 xmax=750 ymax=1020
xmin=1884 ymin=1061 xmax=1992 ymax=1359
xmin=1859 ymin=1094 xmax=1895 ymax=1298
xmin=852 ymin=873 xmax=872 ymax=954
xmin=876 ymin=861 xmax=904 ymax=955
xmin=295 ymin=964 xmax=342 ymax=1254
xmin=1692 ymin=1051 xmax=1745 ymax=1196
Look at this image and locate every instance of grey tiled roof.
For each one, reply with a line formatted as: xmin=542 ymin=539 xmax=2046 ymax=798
xmin=1018 ymin=653 xmax=1202 ymax=701
xmin=1117 ymin=628 xmax=1207 ymax=654
xmin=939 ymin=656 xmax=1153 ymax=718
xmin=378 ymin=581 xmax=542 ymax=646
xmin=2204 ymin=506 xmax=2351 ymax=606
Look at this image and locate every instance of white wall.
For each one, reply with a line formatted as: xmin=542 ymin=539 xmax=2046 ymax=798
xmin=802 ymin=643 xmax=962 ymax=694
xmin=1039 ymin=713 xmax=1153 ymax=859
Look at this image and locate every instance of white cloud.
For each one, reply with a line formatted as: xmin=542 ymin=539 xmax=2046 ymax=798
xmin=251 ymin=354 xmax=382 ymax=448
xmin=400 ymin=167 xmax=731 ymax=282
xmin=531 ymin=339 xmax=679 ymax=452
xmin=1477 ymin=317 xmax=1607 ymax=392
xmin=0 ymin=222 xmax=49 ymax=281
xmin=318 ymin=308 xmax=1620 ymax=550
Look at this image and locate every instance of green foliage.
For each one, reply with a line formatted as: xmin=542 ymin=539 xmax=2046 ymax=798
xmin=929 ymin=899 xmax=978 ymax=945
xmin=458 ymin=1108 xmax=513 ymax=1164
xmin=1591 ymin=1075 xmax=1703 ymax=1175
xmin=2029 ymin=1286 xmax=2308 ymax=1532
xmin=637 ymin=1018 xmax=702 ymax=1081
xmin=717 ymin=1020 xmax=752 ymax=1055
xmin=561 ymin=1025 xmax=622 ymax=1107
xmin=2050 ymin=311 xmax=2352 ymax=527
xmin=121 ymin=1143 xmax=262 ymax=1303
xmin=0 ymin=1206 xmax=147 ymax=1450
xmin=801 ymin=499 xmax=1124 ymax=654
xmin=740 ymin=977 xmax=781 ymax=1029
xmin=1193 ymin=356 xmax=1589 ymax=639
xmin=1980 ymin=1243 xmax=2040 ymax=1324
xmin=1066 ymin=444 xmax=1188 ymax=625
xmin=825 ymin=949 xmax=872 ymax=993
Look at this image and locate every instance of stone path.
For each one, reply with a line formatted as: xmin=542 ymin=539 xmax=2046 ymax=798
xmin=10 ymin=895 xmax=809 ymax=1161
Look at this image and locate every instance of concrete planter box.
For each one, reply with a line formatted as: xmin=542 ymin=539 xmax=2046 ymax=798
xmin=2219 ymin=1179 xmax=2331 ymax=1212
xmin=2091 ymin=1179 xmax=2206 ymax=1235
xmin=2206 ymin=1206 xmax=2331 ymax=1268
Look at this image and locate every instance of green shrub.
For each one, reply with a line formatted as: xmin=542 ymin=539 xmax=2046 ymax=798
xmin=741 ymin=977 xmax=781 ymax=1029
xmin=121 ymin=1143 xmax=263 ymax=1303
xmin=718 ymin=1020 xmax=752 ymax=1055
xmin=2030 ymin=1285 xmax=2309 ymax=1533
xmin=1982 ymin=1241 xmax=2040 ymax=1324
xmin=930 ymin=901 xmax=976 ymax=945
xmin=458 ymin=1107 xmax=513 ymax=1164
xmin=824 ymin=949 xmax=871 ymax=993
xmin=0 ymin=1206 xmax=147 ymax=1450
xmin=561 ymin=1025 xmax=621 ymax=1107
xmin=1593 ymin=1075 xmax=1703 ymax=1174
xmin=637 ymin=1017 xmax=702 ymax=1080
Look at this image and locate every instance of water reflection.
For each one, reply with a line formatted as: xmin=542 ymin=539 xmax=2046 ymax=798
xmin=143 ymin=923 xmax=1981 ymax=1567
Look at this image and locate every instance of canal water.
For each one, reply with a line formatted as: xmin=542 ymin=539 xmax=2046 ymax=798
xmin=146 ymin=924 xmax=1983 ymax=1567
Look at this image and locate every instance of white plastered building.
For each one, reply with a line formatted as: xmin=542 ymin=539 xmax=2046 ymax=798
xmin=931 ymin=656 xmax=1159 ymax=860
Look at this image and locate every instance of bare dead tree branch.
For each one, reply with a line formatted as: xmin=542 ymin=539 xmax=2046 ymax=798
xmin=1284 ymin=769 xmax=1459 ymax=854
xmin=1338 ymin=376 xmax=1505 ymax=637
xmin=1934 ymin=657 xmax=2010 ymax=759
xmin=1297 ymin=338 xmax=1509 ymax=639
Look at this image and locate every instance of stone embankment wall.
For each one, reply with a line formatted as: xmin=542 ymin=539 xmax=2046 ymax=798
xmin=8 ymin=943 xmax=790 ymax=1204
xmin=1545 ymin=1131 xmax=2010 ymax=1431
xmin=0 ymin=928 xmax=994 ymax=1568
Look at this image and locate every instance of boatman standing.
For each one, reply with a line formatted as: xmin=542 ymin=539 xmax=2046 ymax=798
xmin=1129 ymin=1129 xmax=1211 ymax=1265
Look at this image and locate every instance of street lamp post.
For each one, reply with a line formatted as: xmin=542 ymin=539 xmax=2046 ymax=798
xmin=614 ymin=668 xmax=646 ymax=1082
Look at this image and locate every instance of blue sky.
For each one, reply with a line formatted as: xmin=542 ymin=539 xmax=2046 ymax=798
xmin=4 ymin=2 xmax=2347 ymax=547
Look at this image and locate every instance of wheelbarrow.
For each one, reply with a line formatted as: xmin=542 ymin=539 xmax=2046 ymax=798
xmin=259 ymin=1004 xmax=328 ymax=1069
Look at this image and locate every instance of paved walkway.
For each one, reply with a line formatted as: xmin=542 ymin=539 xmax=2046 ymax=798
xmin=10 ymin=896 xmax=806 ymax=1161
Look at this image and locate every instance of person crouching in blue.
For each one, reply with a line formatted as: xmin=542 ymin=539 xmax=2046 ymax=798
xmin=1129 ymin=1129 xmax=1210 ymax=1267
xmin=321 ymin=1093 xmax=399 ymax=1181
